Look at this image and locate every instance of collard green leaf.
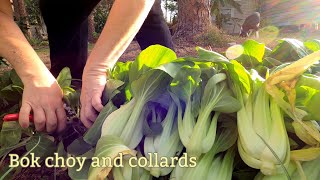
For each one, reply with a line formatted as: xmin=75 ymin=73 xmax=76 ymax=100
xmin=1 ymin=85 xmax=22 ymax=102
xmin=0 ymin=163 xmax=14 ymax=180
xmin=0 ymin=137 xmax=29 ymax=160
xmin=0 ymin=121 xmax=21 ymax=147
xmin=270 ymin=38 xmax=308 ymax=62
xmin=0 ymin=104 xmax=19 ymax=120
xmin=84 ymin=101 xmax=118 ymax=145
xmin=304 ymin=39 xmax=320 ymax=52
xmin=0 ymin=135 xmax=50 ymax=179
xmin=25 ymin=134 xmax=56 ymax=159
xmin=63 ymin=89 xmax=80 ymax=110
xmin=0 ymin=71 xmax=11 ymax=89
xmin=57 ymin=67 xmax=72 ymax=88
xmin=9 ymin=70 xmax=23 ymax=88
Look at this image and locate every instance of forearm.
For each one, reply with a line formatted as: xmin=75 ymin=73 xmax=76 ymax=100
xmin=0 ymin=11 xmax=52 ymax=85
xmin=84 ymin=0 xmax=155 ymax=75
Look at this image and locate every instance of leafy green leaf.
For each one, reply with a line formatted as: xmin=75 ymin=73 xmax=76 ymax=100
xmin=101 ymin=79 xmax=124 ymax=105
xmin=227 ymin=60 xmax=251 ymax=95
xmin=68 ymin=159 xmax=92 ymax=180
xmin=57 ymin=67 xmax=72 ymax=88
xmin=196 ymin=47 xmax=229 ymax=63
xmin=0 ymin=137 xmax=30 ymax=160
xmin=236 ymin=40 xmax=265 ymax=67
xmin=67 ymin=137 xmax=92 ymax=156
xmin=156 ymin=60 xmax=195 ymax=78
xmin=129 ymin=45 xmax=177 ymax=83
xmin=304 ymin=39 xmax=320 ymax=52
xmin=9 ymin=70 xmax=23 ymax=88
xmin=1 ymin=85 xmax=22 ymax=102
xmin=56 ymin=141 xmax=67 ymax=159
xmin=0 ymin=71 xmax=11 ymax=90
xmin=170 ymin=65 xmax=201 ymax=101
xmin=296 ymin=86 xmax=320 ymax=120
xmin=291 ymin=157 xmax=320 ymax=180
xmin=0 ymin=121 xmax=21 ymax=147
xmin=131 ymin=69 xmax=171 ymax=102
xmin=264 ymin=46 xmax=272 ymax=58
xmin=0 ymin=134 xmax=50 ymax=179
xmin=201 ymin=73 xmax=241 ymax=113
xmin=63 ymin=89 xmax=80 ymax=110
xmin=84 ymin=101 xmax=118 ymax=145
xmin=102 ymin=69 xmax=171 ymax=148
xmin=112 ymin=61 xmax=132 ymax=82
xmin=270 ymin=38 xmax=308 ymax=62
xmin=263 ymin=57 xmax=282 ymax=68
xmin=88 ymin=135 xmax=136 ymax=180
xmin=25 ymin=134 xmax=56 ymax=159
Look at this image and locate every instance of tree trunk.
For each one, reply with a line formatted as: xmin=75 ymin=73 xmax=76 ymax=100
xmin=13 ymin=0 xmax=32 ymax=38
xmin=88 ymin=12 xmax=96 ymax=43
xmin=175 ymin=0 xmax=211 ymax=37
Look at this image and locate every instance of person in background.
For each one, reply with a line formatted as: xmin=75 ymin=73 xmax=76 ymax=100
xmin=239 ymin=12 xmax=260 ymax=38
xmin=0 ymin=0 xmax=173 ymax=133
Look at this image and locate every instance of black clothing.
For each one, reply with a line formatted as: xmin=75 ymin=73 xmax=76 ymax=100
xmin=39 ymin=0 xmax=174 ymax=79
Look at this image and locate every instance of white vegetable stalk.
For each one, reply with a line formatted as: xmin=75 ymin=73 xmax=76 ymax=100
xmin=176 ymin=73 xmax=240 ymax=157
xmin=237 ymin=83 xmax=290 ymax=175
xmin=101 ymin=70 xmax=170 ymax=149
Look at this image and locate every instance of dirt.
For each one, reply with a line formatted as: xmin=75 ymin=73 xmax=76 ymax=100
xmin=1 ymin=38 xmax=228 ymax=75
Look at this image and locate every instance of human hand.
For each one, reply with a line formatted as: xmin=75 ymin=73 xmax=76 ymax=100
xmin=80 ymin=70 xmax=106 ymax=128
xmin=19 ymin=73 xmax=67 ymax=133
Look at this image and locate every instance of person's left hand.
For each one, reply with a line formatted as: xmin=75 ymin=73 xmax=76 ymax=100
xmin=80 ymin=70 xmax=106 ymax=128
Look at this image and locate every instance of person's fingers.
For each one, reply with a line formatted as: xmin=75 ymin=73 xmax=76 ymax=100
xmin=44 ymin=107 xmax=58 ymax=133
xmin=33 ymin=107 xmax=46 ymax=132
xmin=19 ymin=103 xmax=31 ymax=129
xmin=56 ymin=107 xmax=67 ymax=133
xmin=85 ymin=104 xmax=98 ymax=122
xmin=80 ymin=105 xmax=93 ymax=128
xmin=92 ymin=93 xmax=104 ymax=112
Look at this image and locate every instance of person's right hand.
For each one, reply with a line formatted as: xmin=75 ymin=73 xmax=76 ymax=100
xmin=19 ymin=72 xmax=67 ymax=133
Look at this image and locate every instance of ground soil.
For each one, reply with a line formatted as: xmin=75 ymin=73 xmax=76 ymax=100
xmin=0 ymin=37 xmax=230 ymax=76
